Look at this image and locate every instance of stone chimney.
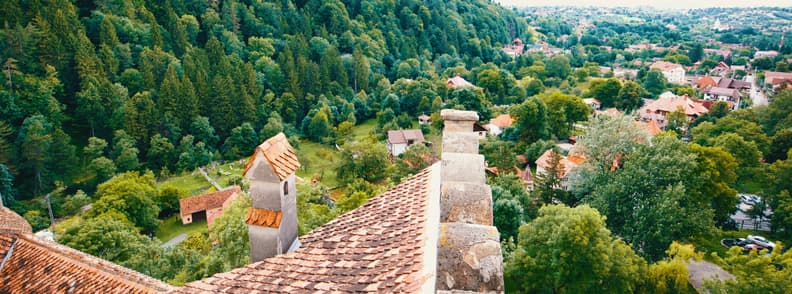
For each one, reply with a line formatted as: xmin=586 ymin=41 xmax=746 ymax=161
xmin=242 ymin=133 xmax=301 ymax=262
xmin=437 ymin=110 xmax=504 ymax=292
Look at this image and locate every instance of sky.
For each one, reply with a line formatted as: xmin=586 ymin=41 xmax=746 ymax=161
xmin=496 ymin=0 xmax=792 ymax=9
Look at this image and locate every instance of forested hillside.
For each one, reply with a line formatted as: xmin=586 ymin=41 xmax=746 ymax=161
xmin=0 ymin=0 xmax=526 ymax=201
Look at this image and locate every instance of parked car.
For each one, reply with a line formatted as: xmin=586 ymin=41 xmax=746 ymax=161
xmin=743 ymin=243 xmax=769 ymax=253
xmin=747 ymin=235 xmax=776 ymax=248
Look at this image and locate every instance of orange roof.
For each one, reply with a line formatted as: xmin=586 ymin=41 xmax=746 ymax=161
xmin=179 ymin=186 xmax=241 ymax=216
xmin=446 ymin=75 xmax=474 ymax=88
xmin=0 ymin=233 xmax=172 ymax=293
xmin=489 ymin=114 xmax=514 ymax=128
xmin=176 ymin=165 xmax=438 ymax=293
xmin=651 ymin=61 xmax=683 ymax=71
xmin=0 ymin=206 xmax=32 ymax=234
xmin=535 ymin=149 xmax=584 ymax=178
xmin=694 ymin=76 xmax=718 ymax=88
xmin=765 ymin=71 xmax=792 ymax=86
xmin=245 ymin=208 xmax=282 ymax=228
xmin=645 ymin=119 xmax=662 ymax=136
xmin=642 ymin=94 xmax=708 ymax=117
xmin=243 ymin=133 xmax=301 ymax=181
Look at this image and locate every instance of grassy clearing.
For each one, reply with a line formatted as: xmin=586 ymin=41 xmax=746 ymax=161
xmin=159 ymin=172 xmax=212 ymax=196
xmin=295 ymin=141 xmax=340 ymax=188
xmin=351 ymin=119 xmax=378 ymax=141
xmin=155 ymin=214 xmax=207 ymax=242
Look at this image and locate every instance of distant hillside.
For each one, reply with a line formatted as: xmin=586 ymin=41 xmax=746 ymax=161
xmin=0 ymin=0 xmax=526 ymax=199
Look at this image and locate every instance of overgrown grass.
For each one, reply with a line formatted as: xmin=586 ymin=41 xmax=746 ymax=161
xmin=351 ymin=119 xmax=378 ymax=141
xmin=155 ymin=214 xmax=207 ymax=242
xmin=295 ymin=141 xmax=340 ymax=188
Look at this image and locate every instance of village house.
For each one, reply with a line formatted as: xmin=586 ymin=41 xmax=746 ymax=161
xmin=703 ymin=48 xmax=732 ymax=60
xmin=535 ymin=149 xmax=585 ymax=189
xmin=705 ymin=87 xmax=741 ymax=109
xmin=710 ymin=61 xmax=731 ymax=76
xmin=179 ymin=186 xmax=241 ymax=227
xmin=474 ymin=123 xmax=489 ymax=139
xmin=386 ymin=129 xmax=426 ymax=156
xmin=651 ymin=61 xmax=687 ymax=84
xmin=764 ymin=71 xmax=792 ymax=91
xmin=639 ymin=93 xmax=709 ymax=129
xmin=502 ymin=38 xmax=525 ymax=57
xmin=446 ymin=75 xmax=475 ymax=88
xmin=754 ymin=50 xmax=779 ymax=59
xmin=519 ymin=166 xmax=534 ymax=192
xmin=483 ymin=113 xmax=514 ymax=136
xmin=418 ymin=114 xmax=431 ymax=125
xmin=693 ymin=75 xmax=718 ymax=89
xmin=583 ymin=98 xmax=602 ymax=111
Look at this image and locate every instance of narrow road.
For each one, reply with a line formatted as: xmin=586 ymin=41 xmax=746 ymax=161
xmin=162 ymin=233 xmax=188 ymax=248
xmin=746 ymin=74 xmax=768 ymax=107
xmin=199 ymin=167 xmax=224 ymax=191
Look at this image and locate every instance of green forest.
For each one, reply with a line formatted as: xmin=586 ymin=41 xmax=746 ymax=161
xmin=3 ymin=0 xmax=792 ymax=291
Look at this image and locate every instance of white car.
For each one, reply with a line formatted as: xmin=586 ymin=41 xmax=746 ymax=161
xmin=747 ymin=235 xmax=775 ymax=248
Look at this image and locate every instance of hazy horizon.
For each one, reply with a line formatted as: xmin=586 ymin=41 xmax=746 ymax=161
xmin=497 ymin=0 xmax=792 ymax=9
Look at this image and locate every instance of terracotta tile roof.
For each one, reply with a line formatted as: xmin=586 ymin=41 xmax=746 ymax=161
xmin=245 ymin=208 xmax=282 ymax=228
xmin=489 ymin=114 xmax=513 ymax=128
xmin=765 ymin=71 xmax=792 ymax=86
xmin=535 ymin=149 xmax=583 ymax=178
xmin=693 ymin=76 xmax=718 ymax=88
xmin=520 ymin=166 xmax=533 ymax=183
xmin=651 ymin=61 xmax=683 ymax=72
xmin=645 ymin=119 xmax=662 ymax=136
xmin=243 ymin=133 xmax=301 ymax=181
xmin=175 ymin=165 xmax=439 ymax=293
xmin=641 ymin=94 xmax=708 ymax=117
xmin=179 ymin=186 xmax=241 ymax=216
xmin=0 ymin=206 xmax=32 ymax=234
xmin=387 ymin=129 xmax=425 ymax=145
xmin=707 ymin=87 xmax=740 ymax=98
xmin=446 ymin=75 xmax=474 ymax=88
xmin=0 ymin=233 xmax=171 ymax=293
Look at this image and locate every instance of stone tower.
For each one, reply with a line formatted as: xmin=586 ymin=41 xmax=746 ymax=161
xmin=242 ymin=133 xmax=301 ymax=262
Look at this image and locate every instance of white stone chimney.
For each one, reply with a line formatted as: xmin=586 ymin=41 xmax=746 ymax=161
xmin=242 ymin=133 xmax=300 ymax=262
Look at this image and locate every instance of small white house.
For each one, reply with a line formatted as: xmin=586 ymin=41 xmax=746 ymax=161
xmin=651 ymin=61 xmax=686 ymax=84
xmin=386 ymin=129 xmax=425 ymax=156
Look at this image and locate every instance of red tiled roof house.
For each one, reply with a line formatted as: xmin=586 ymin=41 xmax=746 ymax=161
xmin=179 ymin=186 xmax=241 ymax=226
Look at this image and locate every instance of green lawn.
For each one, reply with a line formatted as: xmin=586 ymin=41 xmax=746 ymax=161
xmin=155 ymin=214 xmax=207 ymax=242
xmin=159 ymin=172 xmax=212 ymax=196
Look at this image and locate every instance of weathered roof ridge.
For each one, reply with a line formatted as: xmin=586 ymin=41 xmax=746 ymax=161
xmin=0 ymin=233 xmax=172 ymax=292
xmin=0 ymin=206 xmax=32 ymax=234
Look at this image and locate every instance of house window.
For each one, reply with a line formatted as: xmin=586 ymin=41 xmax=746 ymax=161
xmin=283 ymin=181 xmax=289 ymax=197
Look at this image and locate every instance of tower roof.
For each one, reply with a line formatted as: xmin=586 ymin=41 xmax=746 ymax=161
xmin=243 ymin=133 xmax=301 ymax=181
